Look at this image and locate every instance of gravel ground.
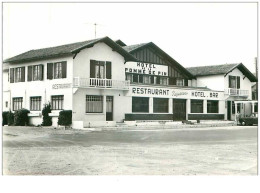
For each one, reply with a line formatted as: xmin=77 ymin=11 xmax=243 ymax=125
xmin=2 ymin=126 xmax=257 ymax=175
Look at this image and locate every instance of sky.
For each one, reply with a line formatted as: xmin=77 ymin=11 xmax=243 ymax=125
xmin=2 ymin=2 xmax=258 ymax=72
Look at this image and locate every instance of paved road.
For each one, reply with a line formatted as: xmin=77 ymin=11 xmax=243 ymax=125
xmin=2 ymin=126 xmax=258 ymax=175
xmin=3 ymin=126 xmax=257 ymax=147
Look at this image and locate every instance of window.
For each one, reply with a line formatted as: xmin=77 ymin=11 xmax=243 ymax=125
xmin=191 ymin=100 xmax=203 ymax=113
xmin=47 ymin=61 xmax=67 ymax=79
xmin=232 ymin=101 xmax=241 ymax=114
xmin=153 ymin=98 xmax=169 ymax=113
xmin=28 ymin=65 xmax=44 ymax=81
xmin=30 ymin=97 xmax=41 ymax=111
xmin=86 ymin=95 xmax=103 ymax=113
xmin=51 ymin=95 xmax=64 ymax=110
xmin=132 ymin=97 xmax=149 ymax=113
xmin=229 ymin=76 xmax=240 ymax=89
xmin=90 ymin=60 xmax=112 ymax=79
xmin=207 ymin=100 xmax=219 ymax=113
xmin=13 ymin=97 xmax=23 ymax=111
xmin=143 ymin=75 xmax=150 ymax=84
xmin=126 ymin=74 xmax=132 ymax=82
xmin=176 ymin=78 xmax=184 ymax=86
xmin=10 ymin=67 xmax=25 ymax=83
xmin=160 ymin=77 xmax=168 ymax=85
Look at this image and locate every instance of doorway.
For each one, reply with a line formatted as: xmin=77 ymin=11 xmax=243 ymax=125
xmin=106 ymin=96 xmax=113 ymax=121
xmin=227 ymin=101 xmax=231 ymax=120
xmin=173 ymin=99 xmax=186 ymax=121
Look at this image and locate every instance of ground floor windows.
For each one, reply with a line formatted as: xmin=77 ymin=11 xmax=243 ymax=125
xmin=13 ymin=97 xmax=23 ymax=111
xmin=132 ymin=97 xmax=149 ymax=113
xmin=30 ymin=96 xmax=42 ymax=111
xmin=153 ymin=98 xmax=168 ymax=113
xmin=191 ymin=99 xmax=203 ymax=113
xmin=86 ymin=95 xmax=103 ymax=113
xmin=207 ymin=100 xmax=218 ymax=113
xmin=51 ymin=95 xmax=64 ymax=110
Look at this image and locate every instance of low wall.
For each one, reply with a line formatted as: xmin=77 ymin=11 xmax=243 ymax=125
xmin=188 ymin=114 xmax=225 ymax=120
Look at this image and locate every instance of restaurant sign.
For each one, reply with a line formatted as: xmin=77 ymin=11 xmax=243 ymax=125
xmin=125 ymin=62 xmax=168 ymax=76
xmin=52 ymin=83 xmax=72 ymax=89
xmin=129 ymin=86 xmax=223 ymax=99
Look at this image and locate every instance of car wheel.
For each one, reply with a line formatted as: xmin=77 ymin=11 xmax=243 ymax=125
xmin=241 ymin=121 xmax=246 ymax=126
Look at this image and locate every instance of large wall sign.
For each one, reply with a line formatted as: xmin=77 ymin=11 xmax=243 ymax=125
xmin=125 ymin=62 xmax=168 ymax=76
xmin=128 ymin=86 xmax=224 ymax=100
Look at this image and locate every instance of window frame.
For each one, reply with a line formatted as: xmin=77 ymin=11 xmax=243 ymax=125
xmin=191 ymin=99 xmax=203 ymax=113
xmin=51 ymin=95 xmax=64 ymax=110
xmin=30 ymin=96 xmax=42 ymax=111
xmin=153 ymin=98 xmax=169 ymax=113
xmin=13 ymin=97 xmax=23 ymax=111
xmin=132 ymin=97 xmax=149 ymax=113
xmin=86 ymin=95 xmax=103 ymax=113
xmin=207 ymin=100 xmax=219 ymax=113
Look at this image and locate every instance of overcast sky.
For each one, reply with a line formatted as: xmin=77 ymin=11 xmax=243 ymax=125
xmin=3 ymin=2 xmax=257 ymax=72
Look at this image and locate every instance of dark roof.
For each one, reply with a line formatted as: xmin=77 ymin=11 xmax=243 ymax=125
xmin=123 ymin=42 xmax=195 ymax=79
xmin=186 ymin=63 xmax=257 ymax=82
xmin=4 ymin=37 xmax=136 ymax=63
xmin=114 ymin=39 xmax=127 ymax=46
xmin=123 ymin=43 xmax=148 ymax=52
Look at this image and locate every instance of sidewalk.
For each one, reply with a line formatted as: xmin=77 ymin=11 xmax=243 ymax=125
xmin=82 ymin=120 xmax=238 ymax=131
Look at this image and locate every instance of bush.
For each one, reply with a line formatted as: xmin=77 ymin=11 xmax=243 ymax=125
xmin=58 ymin=110 xmax=72 ymax=126
xmin=7 ymin=111 xmax=14 ymax=126
xmin=42 ymin=103 xmax=52 ymax=126
xmin=2 ymin=111 xmax=9 ymax=126
xmin=14 ymin=109 xmax=30 ymax=126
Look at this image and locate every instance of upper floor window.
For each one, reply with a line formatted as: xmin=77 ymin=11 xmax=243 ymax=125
xmin=28 ymin=65 xmax=44 ymax=81
xmin=13 ymin=97 xmax=23 ymax=111
xmin=229 ymin=76 xmax=240 ymax=89
xmin=10 ymin=67 xmax=25 ymax=83
xmin=90 ymin=60 xmax=111 ymax=79
xmin=47 ymin=61 xmax=67 ymax=80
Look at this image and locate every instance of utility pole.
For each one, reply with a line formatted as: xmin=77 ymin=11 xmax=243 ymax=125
xmin=255 ymin=57 xmax=258 ymax=100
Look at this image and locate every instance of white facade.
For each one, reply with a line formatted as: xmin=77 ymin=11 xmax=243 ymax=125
xmin=3 ymin=38 xmax=256 ymax=127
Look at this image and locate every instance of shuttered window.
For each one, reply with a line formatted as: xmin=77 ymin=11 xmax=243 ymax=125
xmin=10 ymin=68 xmax=14 ymax=83
xmin=11 ymin=67 xmax=25 ymax=83
xmin=90 ymin=60 xmax=112 ymax=79
xmin=47 ymin=61 xmax=67 ymax=79
xmin=28 ymin=64 xmax=44 ymax=81
xmin=229 ymin=75 xmax=240 ymax=89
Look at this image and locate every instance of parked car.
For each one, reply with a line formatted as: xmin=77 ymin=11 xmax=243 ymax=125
xmin=238 ymin=113 xmax=258 ymax=126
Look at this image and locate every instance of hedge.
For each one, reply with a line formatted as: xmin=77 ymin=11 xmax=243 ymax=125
xmin=58 ymin=110 xmax=72 ymax=126
xmin=7 ymin=111 xmax=14 ymax=126
xmin=14 ymin=109 xmax=30 ymax=126
xmin=2 ymin=111 xmax=9 ymax=126
xmin=42 ymin=103 xmax=52 ymax=126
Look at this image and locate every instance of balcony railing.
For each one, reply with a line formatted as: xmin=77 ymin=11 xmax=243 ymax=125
xmin=73 ymin=77 xmax=130 ymax=90
xmin=224 ymin=88 xmax=249 ymax=97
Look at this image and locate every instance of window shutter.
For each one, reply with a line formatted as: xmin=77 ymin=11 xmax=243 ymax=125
xmin=237 ymin=76 xmax=240 ymax=89
xmin=151 ymin=76 xmax=154 ymax=84
xmin=62 ymin=61 xmax=67 ymax=78
xmin=39 ymin=64 xmax=44 ymax=80
xmin=21 ymin=67 xmax=25 ymax=82
xmin=10 ymin=68 xmax=14 ymax=83
xmin=90 ymin=60 xmax=95 ymax=78
xmin=184 ymin=79 xmax=188 ymax=86
xmin=169 ymin=77 xmax=173 ymax=85
xmin=47 ymin=63 xmax=53 ymax=79
xmin=106 ymin=61 xmax=112 ymax=79
xmin=27 ymin=66 xmax=32 ymax=81
xmin=156 ymin=76 xmax=160 ymax=84
xmin=229 ymin=76 xmax=232 ymax=88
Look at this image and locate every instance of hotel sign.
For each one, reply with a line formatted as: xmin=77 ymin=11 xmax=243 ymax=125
xmin=129 ymin=86 xmax=223 ymax=99
xmin=125 ymin=62 xmax=168 ymax=76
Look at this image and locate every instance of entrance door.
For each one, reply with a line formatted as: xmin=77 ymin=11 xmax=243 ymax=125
xmin=227 ymin=101 xmax=231 ymax=120
xmin=106 ymin=96 xmax=113 ymax=121
xmin=173 ymin=99 xmax=186 ymax=121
